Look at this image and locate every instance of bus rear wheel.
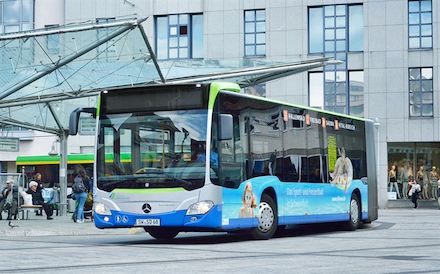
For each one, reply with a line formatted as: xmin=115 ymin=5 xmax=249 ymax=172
xmin=144 ymin=227 xmax=179 ymax=240
xmin=250 ymin=193 xmax=278 ymax=240
xmin=346 ymin=194 xmax=361 ymax=231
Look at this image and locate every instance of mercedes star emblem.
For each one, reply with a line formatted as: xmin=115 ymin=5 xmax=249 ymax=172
xmin=142 ymin=203 xmax=152 ymax=214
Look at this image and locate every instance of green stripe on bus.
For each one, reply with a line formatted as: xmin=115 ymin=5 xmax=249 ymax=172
xmin=208 ymin=82 xmax=241 ymax=109
xmin=96 ymin=94 xmax=101 ymax=117
xmin=111 ymin=188 xmax=185 ymax=195
xmin=17 ymin=153 xmax=135 ymax=165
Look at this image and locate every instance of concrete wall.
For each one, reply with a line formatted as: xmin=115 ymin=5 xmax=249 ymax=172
xmin=35 ymin=0 xmax=65 ymax=28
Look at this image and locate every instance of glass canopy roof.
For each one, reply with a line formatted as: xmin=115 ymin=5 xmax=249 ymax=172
xmin=0 ymin=17 xmax=331 ymax=134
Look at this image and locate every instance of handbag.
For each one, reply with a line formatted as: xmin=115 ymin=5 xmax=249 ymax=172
xmin=85 ymin=192 xmax=93 ymax=207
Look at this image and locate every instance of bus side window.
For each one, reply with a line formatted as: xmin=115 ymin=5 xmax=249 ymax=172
xmin=283 ymin=156 xmax=299 ymax=182
xmin=218 ymin=115 xmax=245 ymax=188
xmin=300 ymin=156 xmax=308 ymax=183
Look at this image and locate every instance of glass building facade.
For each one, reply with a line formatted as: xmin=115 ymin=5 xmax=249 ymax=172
xmin=308 ymin=4 xmax=364 ymax=116
xmin=0 ymin=0 xmax=33 ymax=33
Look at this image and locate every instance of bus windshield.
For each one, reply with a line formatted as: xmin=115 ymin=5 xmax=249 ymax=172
xmin=97 ymin=109 xmax=210 ymax=192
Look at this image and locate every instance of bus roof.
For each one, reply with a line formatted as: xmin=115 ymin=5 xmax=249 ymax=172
xmin=213 ymin=84 xmax=367 ymax=122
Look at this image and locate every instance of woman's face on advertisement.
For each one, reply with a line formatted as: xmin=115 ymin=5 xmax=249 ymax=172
xmin=244 ymin=191 xmax=252 ymax=205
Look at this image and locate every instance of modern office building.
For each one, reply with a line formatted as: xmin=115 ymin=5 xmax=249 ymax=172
xmin=1 ymin=0 xmax=439 ymax=208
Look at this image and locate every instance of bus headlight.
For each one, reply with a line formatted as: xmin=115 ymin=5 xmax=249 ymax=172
xmin=186 ymin=201 xmax=214 ymax=215
xmin=95 ymin=203 xmax=111 ymax=215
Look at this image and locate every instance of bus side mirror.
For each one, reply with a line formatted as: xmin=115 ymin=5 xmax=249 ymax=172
xmin=219 ymin=114 xmax=233 ymax=140
xmin=69 ymin=107 xmax=96 ymax=135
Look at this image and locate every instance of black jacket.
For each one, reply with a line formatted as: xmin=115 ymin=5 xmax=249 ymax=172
xmin=26 ymin=186 xmax=45 ymax=205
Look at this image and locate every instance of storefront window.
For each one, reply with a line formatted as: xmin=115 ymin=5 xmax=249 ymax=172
xmin=388 ymin=142 xmax=440 ymax=200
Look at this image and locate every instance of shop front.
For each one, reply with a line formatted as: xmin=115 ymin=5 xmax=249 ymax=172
xmin=387 ymin=142 xmax=440 ymax=201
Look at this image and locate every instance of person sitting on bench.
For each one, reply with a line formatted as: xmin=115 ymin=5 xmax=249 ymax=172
xmin=0 ymin=180 xmax=19 ymax=220
xmin=26 ymin=181 xmax=53 ymax=220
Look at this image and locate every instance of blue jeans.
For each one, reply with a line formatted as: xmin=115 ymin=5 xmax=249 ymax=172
xmin=74 ymin=192 xmax=88 ymax=222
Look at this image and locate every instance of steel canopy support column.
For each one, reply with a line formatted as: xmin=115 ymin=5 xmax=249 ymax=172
xmin=59 ymin=132 xmax=68 ymax=216
xmin=138 ymin=24 xmax=166 ymax=83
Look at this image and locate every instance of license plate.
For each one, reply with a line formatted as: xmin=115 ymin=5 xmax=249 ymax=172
xmin=136 ymin=218 xmax=160 ymax=226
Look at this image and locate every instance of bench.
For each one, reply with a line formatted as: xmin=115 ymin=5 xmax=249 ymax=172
xmin=20 ymin=205 xmax=43 ymax=220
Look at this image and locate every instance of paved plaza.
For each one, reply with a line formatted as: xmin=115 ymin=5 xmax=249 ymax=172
xmin=0 ymin=208 xmax=439 ymax=273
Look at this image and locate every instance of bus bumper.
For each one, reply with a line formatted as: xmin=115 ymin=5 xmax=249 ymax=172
xmin=94 ymin=205 xmax=222 ymax=229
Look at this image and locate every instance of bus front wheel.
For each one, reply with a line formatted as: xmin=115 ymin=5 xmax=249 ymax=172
xmin=346 ymin=194 xmax=361 ymax=231
xmin=250 ymin=193 xmax=278 ymax=240
xmin=144 ymin=227 xmax=179 ymax=240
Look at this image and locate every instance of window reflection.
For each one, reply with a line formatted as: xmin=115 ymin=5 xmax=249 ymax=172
xmin=1 ymin=0 xmax=34 ymax=33
xmin=4 ymin=1 xmax=20 ymax=24
xmin=408 ymin=0 xmax=432 ymax=49
xmin=349 ymin=71 xmax=364 ymax=117
xmin=308 ymin=4 xmax=363 ymax=53
xmin=409 ymin=67 xmax=433 ymax=117
xmin=308 ymin=7 xmax=323 ymax=53
xmin=309 ymin=72 xmax=324 ymax=109
xmin=348 ymin=5 xmax=363 ymax=51
xmin=308 ymin=4 xmax=363 ymax=116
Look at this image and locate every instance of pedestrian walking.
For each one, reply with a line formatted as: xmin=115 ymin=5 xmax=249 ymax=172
xmin=408 ymin=176 xmax=421 ymax=209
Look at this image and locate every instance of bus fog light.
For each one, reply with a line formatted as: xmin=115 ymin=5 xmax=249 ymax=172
xmin=95 ymin=203 xmax=111 ymax=215
xmin=186 ymin=201 xmax=214 ymax=215
xmin=103 ymin=216 xmax=110 ymax=222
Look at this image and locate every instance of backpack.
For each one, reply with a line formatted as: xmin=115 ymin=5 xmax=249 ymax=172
xmin=72 ymin=176 xmax=86 ymax=193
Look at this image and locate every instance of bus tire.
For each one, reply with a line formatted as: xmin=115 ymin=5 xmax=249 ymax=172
xmin=250 ymin=193 xmax=278 ymax=240
xmin=144 ymin=227 xmax=179 ymax=240
xmin=346 ymin=193 xmax=361 ymax=231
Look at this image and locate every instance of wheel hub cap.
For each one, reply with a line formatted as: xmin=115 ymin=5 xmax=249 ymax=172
xmin=258 ymin=202 xmax=274 ymax=233
xmin=350 ymin=199 xmax=359 ymax=225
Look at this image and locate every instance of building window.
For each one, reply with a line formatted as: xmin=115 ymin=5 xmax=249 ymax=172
xmin=244 ymin=9 xmax=266 ymax=57
xmin=155 ymin=14 xmax=203 ymax=60
xmin=308 ymin=4 xmax=363 ymax=116
xmin=309 ymin=70 xmax=364 ymax=117
xmin=308 ymin=4 xmax=363 ymax=54
xmin=349 ymin=71 xmax=364 ymax=117
xmin=0 ymin=0 xmax=33 ymax=34
xmin=308 ymin=7 xmax=323 ymax=53
xmin=309 ymin=72 xmax=324 ymax=109
xmin=409 ymin=67 xmax=433 ymax=117
xmin=408 ymin=0 xmax=432 ymax=49
xmin=348 ymin=5 xmax=363 ymax=51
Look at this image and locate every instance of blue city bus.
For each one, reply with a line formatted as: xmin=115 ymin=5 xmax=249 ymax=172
xmin=69 ymin=82 xmax=378 ymax=240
